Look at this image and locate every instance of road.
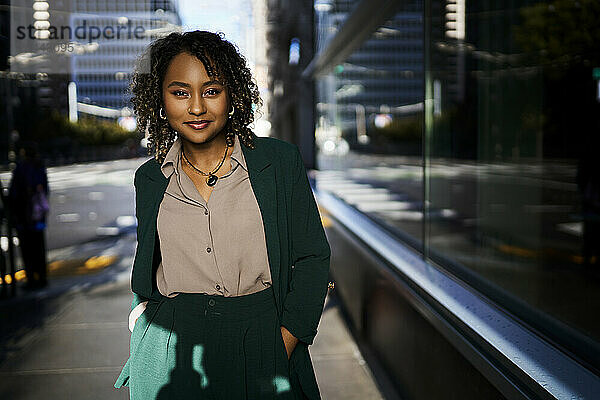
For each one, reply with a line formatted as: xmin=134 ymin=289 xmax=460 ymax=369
xmin=1 ymin=157 xmax=147 ymax=251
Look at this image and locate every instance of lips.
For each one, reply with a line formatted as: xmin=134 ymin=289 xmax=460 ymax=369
xmin=184 ymin=121 xmax=211 ymax=130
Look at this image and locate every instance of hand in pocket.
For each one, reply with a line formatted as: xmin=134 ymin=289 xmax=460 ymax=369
xmin=129 ymin=301 xmax=148 ymax=332
xmin=280 ymin=325 xmax=299 ymax=359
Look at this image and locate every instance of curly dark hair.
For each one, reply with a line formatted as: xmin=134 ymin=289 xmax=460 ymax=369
xmin=127 ymin=30 xmax=263 ymax=163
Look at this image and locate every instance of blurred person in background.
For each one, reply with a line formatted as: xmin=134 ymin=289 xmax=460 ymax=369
xmin=9 ymin=143 xmax=50 ymax=289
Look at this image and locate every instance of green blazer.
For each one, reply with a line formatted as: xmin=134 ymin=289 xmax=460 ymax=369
xmin=126 ymin=133 xmax=331 ymax=398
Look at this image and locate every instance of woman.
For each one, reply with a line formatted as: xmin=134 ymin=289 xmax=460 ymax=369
xmin=114 ymin=30 xmax=331 ymax=400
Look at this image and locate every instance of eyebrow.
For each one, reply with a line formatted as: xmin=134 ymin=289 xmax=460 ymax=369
xmin=166 ymin=79 xmax=224 ymax=89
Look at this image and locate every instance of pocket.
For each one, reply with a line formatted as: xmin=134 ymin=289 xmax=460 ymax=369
xmin=116 ymin=303 xmax=153 ymax=389
xmin=130 ymin=299 xmax=162 ymax=359
xmin=114 ymin=357 xmax=131 ymax=388
xmin=129 ymin=301 xmax=148 ymax=333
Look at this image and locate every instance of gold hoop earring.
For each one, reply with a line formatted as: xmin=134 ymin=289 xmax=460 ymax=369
xmin=228 ymin=106 xmax=235 ymax=117
xmin=225 ymin=132 xmax=235 ymax=147
xmin=159 ymin=107 xmax=167 ymax=120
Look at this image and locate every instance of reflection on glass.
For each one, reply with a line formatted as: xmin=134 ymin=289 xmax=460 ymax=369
xmin=315 ymin=0 xmax=600 ymax=369
xmin=316 ymin=3 xmax=424 ymax=251
xmin=425 ymin=0 xmax=600 ymax=364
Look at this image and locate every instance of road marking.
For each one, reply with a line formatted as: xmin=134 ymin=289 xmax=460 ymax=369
xmin=45 ymin=322 xmax=128 ymax=330
xmin=0 ymin=366 xmax=124 ymax=376
xmin=57 ymin=213 xmax=80 ymax=222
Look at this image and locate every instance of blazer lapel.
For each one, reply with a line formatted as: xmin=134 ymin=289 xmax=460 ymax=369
xmin=135 ymin=137 xmax=282 ymax=310
xmin=241 ymin=138 xmax=282 ymax=311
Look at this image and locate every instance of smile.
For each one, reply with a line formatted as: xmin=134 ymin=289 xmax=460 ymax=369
xmin=184 ymin=121 xmax=211 ymax=130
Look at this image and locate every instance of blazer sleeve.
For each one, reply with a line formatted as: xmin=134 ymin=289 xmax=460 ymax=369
xmin=129 ymin=168 xmax=151 ymax=323
xmin=280 ymin=147 xmax=331 ymax=346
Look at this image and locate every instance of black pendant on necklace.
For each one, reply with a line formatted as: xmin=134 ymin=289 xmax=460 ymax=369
xmin=206 ymin=174 xmax=218 ymax=186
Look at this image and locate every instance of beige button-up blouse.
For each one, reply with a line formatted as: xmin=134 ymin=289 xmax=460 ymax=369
xmin=154 ymin=135 xmax=272 ymax=298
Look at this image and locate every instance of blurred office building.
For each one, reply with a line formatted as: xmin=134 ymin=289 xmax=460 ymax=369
xmin=314 ymin=0 xmax=423 ymax=156
xmin=6 ymin=0 xmax=183 ymax=114
xmin=1 ymin=0 xmax=182 ymax=165
xmin=265 ymin=0 xmax=316 ymax=166
xmin=4 ymin=0 xmax=73 ymax=115
xmin=71 ymin=0 xmax=182 ymax=111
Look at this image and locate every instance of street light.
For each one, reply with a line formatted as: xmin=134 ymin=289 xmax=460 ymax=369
xmin=445 ymin=0 xmax=465 ymax=40
xmin=314 ymin=0 xmax=333 ymax=13
xmin=33 ymin=1 xmax=50 ymax=40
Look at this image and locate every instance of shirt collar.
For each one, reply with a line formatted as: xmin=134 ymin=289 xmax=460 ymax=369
xmin=230 ymin=135 xmax=248 ymax=171
xmin=160 ymin=136 xmax=182 ymax=179
xmin=160 ymin=135 xmax=247 ymax=179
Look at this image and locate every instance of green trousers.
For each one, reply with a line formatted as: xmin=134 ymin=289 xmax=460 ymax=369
xmin=114 ymin=286 xmax=301 ymax=399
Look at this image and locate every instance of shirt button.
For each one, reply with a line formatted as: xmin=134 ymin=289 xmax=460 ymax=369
xmin=208 ymin=299 xmax=215 ymax=306
xmin=215 ymin=284 xmax=221 ymax=290
xmin=206 ymin=247 xmax=211 ymax=253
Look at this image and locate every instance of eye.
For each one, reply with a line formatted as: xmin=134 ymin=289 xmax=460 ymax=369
xmin=172 ymin=90 xmax=188 ymax=97
xmin=204 ymin=88 xmax=221 ymax=97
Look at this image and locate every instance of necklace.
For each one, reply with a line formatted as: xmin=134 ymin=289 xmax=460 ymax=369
xmin=181 ymin=142 xmax=229 ymax=187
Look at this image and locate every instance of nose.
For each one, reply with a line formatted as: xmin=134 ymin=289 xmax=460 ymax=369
xmin=188 ymin=92 xmax=206 ymax=115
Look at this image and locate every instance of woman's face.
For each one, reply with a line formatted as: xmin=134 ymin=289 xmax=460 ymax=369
xmin=161 ymin=51 xmax=230 ymax=145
